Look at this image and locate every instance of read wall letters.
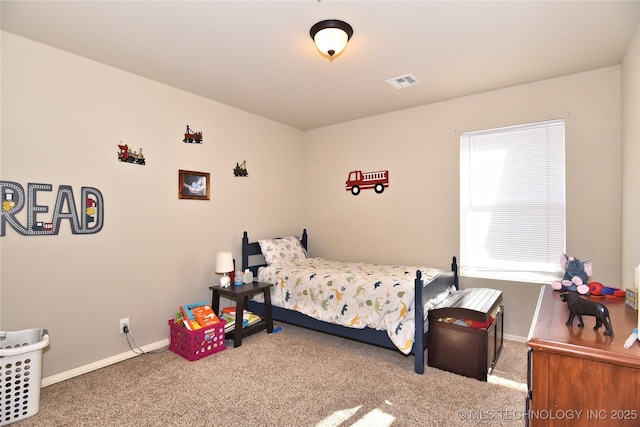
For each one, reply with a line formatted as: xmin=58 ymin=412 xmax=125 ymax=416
xmin=1 ymin=181 xmax=104 ymax=236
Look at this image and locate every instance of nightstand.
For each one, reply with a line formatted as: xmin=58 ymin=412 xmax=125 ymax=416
xmin=209 ymin=281 xmax=274 ymax=348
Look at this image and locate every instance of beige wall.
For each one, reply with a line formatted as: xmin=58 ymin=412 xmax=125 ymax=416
xmin=303 ymin=67 xmax=623 ymax=339
xmin=0 ymin=28 xmax=631 ymax=381
xmin=622 ymin=22 xmax=640 ymax=288
xmin=0 ymin=33 xmax=305 ymax=379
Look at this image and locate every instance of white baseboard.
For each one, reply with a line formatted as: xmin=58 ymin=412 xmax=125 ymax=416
xmin=41 ymin=338 xmax=169 ymax=387
xmin=503 ymin=333 xmax=527 ymax=343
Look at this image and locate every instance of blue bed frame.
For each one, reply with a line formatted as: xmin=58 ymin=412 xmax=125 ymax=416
xmin=243 ymin=229 xmax=459 ymax=374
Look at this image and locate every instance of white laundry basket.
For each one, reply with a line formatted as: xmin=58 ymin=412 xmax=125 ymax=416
xmin=0 ymin=329 xmax=49 ymax=426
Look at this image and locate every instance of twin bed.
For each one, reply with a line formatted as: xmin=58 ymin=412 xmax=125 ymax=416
xmin=242 ymin=229 xmax=459 ymax=374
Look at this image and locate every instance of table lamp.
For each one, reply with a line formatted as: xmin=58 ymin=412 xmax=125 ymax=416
xmin=215 ymin=251 xmax=234 ymax=288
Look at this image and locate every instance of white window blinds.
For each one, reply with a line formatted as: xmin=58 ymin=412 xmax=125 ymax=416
xmin=460 ymin=119 xmax=566 ymax=282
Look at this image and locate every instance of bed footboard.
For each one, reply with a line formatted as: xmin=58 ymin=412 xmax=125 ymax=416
xmin=413 ymin=257 xmax=459 ymax=373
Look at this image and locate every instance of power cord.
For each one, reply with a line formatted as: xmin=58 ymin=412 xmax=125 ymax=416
xmin=123 ymin=325 xmax=166 ymax=355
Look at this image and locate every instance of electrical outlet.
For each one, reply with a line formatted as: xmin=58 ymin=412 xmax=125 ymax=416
xmin=119 ymin=318 xmax=129 ymax=334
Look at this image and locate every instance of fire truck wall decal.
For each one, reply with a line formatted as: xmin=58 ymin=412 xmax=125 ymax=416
xmin=345 ymin=170 xmax=389 ymax=196
xmin=117 ymin=142 xmax=146 ymax=165
xmin=183 ymin=125 xmax=203 ymax=144
xmin=1 ymin=181 xmax=104 ymax=236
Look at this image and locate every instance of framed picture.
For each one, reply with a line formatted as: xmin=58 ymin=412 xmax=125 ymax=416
xmin=178 ymin=170 xmax=210 ymax=200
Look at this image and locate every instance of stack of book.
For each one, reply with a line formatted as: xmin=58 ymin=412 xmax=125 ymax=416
xmin=175 ymin=301 xmax=221 ymax=331
xmin=219 ymin=307 xmax=261 ymax=333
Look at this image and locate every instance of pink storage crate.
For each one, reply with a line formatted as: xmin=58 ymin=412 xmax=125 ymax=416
xmin=168 ymin=319 xmax=226 ymax=361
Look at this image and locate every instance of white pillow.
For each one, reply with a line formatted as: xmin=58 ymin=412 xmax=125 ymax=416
xmin=258 ymin=236 xmax=307 ymax=265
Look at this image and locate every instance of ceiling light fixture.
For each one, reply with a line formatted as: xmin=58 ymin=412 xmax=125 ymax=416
xmin=310 ymin=19 xmax=353 ymax=60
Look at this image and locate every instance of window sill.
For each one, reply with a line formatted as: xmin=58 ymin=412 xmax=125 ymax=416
xmin=461 ymin=268 xmax=560 ymax=285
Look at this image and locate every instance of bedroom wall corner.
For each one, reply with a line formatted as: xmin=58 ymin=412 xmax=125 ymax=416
xmin=622 ymin=20 xmax=640 ymax=288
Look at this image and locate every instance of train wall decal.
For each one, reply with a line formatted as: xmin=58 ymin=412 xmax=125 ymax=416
xmin=183 ymin=125 xmax=203 ymax=144
xmin=1 ymin=180 xmax=104 ymax=236
xmin=117 ymin=142 xmax=145 ymax=165
xmin=234 ymin=160 xmax=248 ymax=177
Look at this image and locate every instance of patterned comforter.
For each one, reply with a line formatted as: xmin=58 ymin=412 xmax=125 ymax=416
xmin=257 ymin=257 xmax=444 ymax=354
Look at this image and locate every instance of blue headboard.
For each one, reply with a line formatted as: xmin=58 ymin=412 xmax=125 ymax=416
xmin=241 ymin=229 xmax=308 ymax=276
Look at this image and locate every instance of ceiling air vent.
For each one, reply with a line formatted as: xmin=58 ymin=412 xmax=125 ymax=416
xmin=385 ymin=74 xmax=421 ymax=90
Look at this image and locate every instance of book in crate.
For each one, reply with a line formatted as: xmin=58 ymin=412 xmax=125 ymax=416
xmin=192 ymin=304 xmax=221 ymax=328
xmin=178 ymin=301 xmax=221 ymax=330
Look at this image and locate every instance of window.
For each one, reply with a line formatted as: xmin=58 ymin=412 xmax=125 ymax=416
xmin=460 ymin=119 xmax=565 ymax=283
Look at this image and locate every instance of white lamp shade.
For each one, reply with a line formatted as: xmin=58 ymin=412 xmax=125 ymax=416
xmin=215 ymin=251 xmax=234 ymax=273
xmin=314 ymin=27 xmax=349 ymax=57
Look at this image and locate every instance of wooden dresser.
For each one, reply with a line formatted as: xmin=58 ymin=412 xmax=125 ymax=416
xmin=527 ymin=286 xmax=640 ymax=426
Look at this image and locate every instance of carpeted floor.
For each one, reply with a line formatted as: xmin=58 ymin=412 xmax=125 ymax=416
xmin=12 ymin=324 xmax=528 ymax=427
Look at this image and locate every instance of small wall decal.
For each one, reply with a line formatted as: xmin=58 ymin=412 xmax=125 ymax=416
xmin=234 ymin=160 xmax=248 ymax=177
xmin=117 ymin=142 xmax=146 ymax=165
xmin=345 ymin=170 xmax=389 ymax=195
xmin=183 ymin=125 xmax=203 ymax=144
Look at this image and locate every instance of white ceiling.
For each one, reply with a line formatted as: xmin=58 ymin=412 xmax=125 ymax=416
xmin=2 ymin=1 xmax=639 ymax=130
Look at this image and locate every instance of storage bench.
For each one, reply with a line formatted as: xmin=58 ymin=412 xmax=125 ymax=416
xmin=427 ymin=288 xmax=503 ymax=381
